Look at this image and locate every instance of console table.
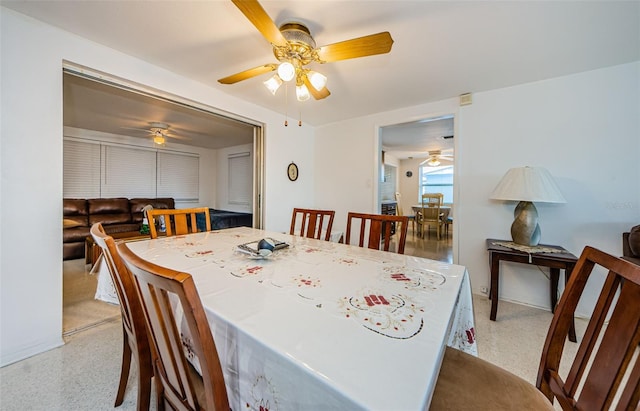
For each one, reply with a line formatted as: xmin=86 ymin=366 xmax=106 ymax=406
xmin=486 ymin=239 xmax=577 ymax=342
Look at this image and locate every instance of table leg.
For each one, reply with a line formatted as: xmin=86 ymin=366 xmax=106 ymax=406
xmin=490 ymin=253 xmax=500 ymax=321
xmin=550 ymin=268 xmax=560 ymax=313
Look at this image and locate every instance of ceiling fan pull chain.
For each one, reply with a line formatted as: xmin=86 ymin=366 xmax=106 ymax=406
xmin=284 ymin=83 xmax=289 ymax=126
xmin=299 ymin=108 xmax=302 ymax=127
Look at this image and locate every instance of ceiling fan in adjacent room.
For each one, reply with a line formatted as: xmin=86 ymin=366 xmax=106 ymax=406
xmin=121 ymin=122 xmax=190 ymax=146
xmin=218 ymin=0 xmax=394 ymax=101
xmin=420 ymin=150 xmax=454 ymax=167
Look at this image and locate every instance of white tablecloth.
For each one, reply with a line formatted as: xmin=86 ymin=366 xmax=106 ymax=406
xmin=123 ymin=227 xmax=476 ymax=410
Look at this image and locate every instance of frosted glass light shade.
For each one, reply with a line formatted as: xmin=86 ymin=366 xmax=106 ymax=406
xmin=153 ymin=135 xmax=165 ymax=145
xmin=296 ymin=84 xmax=310 ymax=101
xmin=277 ymin=62 xmax=295 ymax=82
xmin=263 ymin=75 xmax=283 ymax=95
xmin=308 ymin=71 xmax=327 ymax=91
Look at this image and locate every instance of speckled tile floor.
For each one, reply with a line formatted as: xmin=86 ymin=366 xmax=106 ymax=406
xmin=0 ymin=294 xmax=585 ymax=410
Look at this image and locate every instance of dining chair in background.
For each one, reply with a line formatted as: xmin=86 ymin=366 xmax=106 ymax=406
xmin=117 ymin=242 xmax=230 ymax=411
xmin=418 ymin=193 xmax=445 ymax=240
xmin=345 ymin=212 xmax=409 ymax=254
xmin=289 ymin=208 xmax=336 ymax=241
xmin=90 ymin=223 xmax=153 ymax=411
xmin=394 ymin=192 xmax=415 ymax=233
xmin=146 ymin=207 xmax=211 ymax=239
xmin=430 ymin=246 xmax=640 ymax=410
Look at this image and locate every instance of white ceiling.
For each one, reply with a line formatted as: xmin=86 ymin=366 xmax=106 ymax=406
xmin=4 ymin=0 xmax=639 ymax=153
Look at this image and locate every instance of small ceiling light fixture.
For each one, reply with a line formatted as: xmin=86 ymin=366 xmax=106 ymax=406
xmin=307 ymin=71 xmax=327 ymax=91
xmin=263 ymin=75 xmax=283 ymax=95
xmin=152 ymin=130 xmax=166 ymax=146
xmin=296 ymin=84 xmax=311 ymax=101
xmin=277 ymin=62 xmax=295 ymax=82
xmin=427 ymin=157 xmax=441 ymax=167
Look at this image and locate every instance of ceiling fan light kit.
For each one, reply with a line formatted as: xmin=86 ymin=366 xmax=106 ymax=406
xmin=219 ymin=0 xmax=393 ymax=103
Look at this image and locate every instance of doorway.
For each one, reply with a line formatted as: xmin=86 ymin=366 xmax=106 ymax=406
xmin=379 ymin=114 xmax=455 ymax=263
xmin=62 ymin=66 xmax=264 ymax=335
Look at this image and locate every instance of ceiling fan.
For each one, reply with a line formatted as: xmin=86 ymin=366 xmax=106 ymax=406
xmin=121 ymin=122 xmax=190 ymax=146
xmin=218 ymin=0 xmax=394 ymax=101
xmin=420 ymin=150 xmax=454 ymax=167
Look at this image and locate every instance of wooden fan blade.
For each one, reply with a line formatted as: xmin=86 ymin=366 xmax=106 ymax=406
xmin=231 ymin=0 xmax=288 ymax=47
xmin=316 ymin=32 xmax=393 ymax=63
xmin=218 ymin=64 xmax=276 ymax=84
xmin=303 ymin=75 xmax=331 ymax=100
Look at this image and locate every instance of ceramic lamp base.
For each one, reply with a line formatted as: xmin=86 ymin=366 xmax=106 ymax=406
xmin=511 ymin=201 xmax=541 ymax=246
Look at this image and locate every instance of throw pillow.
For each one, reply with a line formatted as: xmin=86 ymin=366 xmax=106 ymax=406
xmin=63 ymin=218 xmax=83 ymax=229
xmin=628 ymin=225 xmax=640 ymax=257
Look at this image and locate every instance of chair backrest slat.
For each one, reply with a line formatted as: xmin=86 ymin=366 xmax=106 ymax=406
xmin=147 ymin=207 xmax=211 ymax=239
xmin=289 ymin=208 xmax=336 ymax=241
xmin=536 ymin=246 xmax=640 ymax=410
xmin=345 ymin=212 xmax=408 ymax=254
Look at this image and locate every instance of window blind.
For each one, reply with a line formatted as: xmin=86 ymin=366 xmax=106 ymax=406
xmin=228 ymin=152 xmax=251 ymax=205
xmin=63 ymin=139 xmax=101 ymax=198
xmin=101 ymin=144 xmax=156 ymax=198
xmin=157 ymin=151 xmax=199 ymax=201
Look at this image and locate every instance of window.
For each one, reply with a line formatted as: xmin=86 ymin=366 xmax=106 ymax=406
xmin=157 ymin=151 xmax=199 ymax=201
xmin=63 ymin=139 xmax=101 ymax=198
xmin=63 ymin=138 xmax=199 ymax=201
xmin=419 ymin=165 xmax=454 ymax=203
xmin=228 ymin=152 xmax=251 ymax=205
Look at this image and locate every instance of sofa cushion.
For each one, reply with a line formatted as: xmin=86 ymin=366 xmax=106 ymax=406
xmin=63 ymin=226 xmax=91 ymax=243
xmin=63 ymin=199 xmax=88 ymax=216
xmin=629 ymin=225 xmax=640 ymax=257
xmin=63 ymin=199 xmax=89 ymax=227
xmin=88 ymin=198 xmax=131 ymax=225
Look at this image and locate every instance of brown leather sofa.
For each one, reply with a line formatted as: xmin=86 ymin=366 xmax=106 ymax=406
xmin=63 ymin=197 xmax=175 ymax=260
xmin=623 ymin=224 xmax=640 ymax=266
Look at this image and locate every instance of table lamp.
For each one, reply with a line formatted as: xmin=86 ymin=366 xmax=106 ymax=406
xmin=490 ymin=166 xmax=566 ymax=246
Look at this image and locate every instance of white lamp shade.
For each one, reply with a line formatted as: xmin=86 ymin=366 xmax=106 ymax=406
xmin=277 ymin=62 xmax=295 ymax=82
xmin=263 ymin=75 xmax=283 ymax=95
xmin=296 ymin=84 xmax=310 ymax=101
xmin=490 ymin=166 xmax=566 ymax=203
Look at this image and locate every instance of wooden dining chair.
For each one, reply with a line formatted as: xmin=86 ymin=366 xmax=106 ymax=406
xmin=394 ymin=192 xmax=415 ymax=233
xmin=345 ymin=212 xmax=409 ymax=254
xmin=430 ymin=246 xmax=640 ymax=410
xmin=117 ymin=242 xmax=230 ymax=411
xmin=146 ymin=207 xmax=211 ymax=239
xmin=418 ymin=193 xmax=445 ymax=240
xmin=289 ymin=208 xmax=336 ymax=241
xmin=90 ymin=223 xmax=153 ymax=411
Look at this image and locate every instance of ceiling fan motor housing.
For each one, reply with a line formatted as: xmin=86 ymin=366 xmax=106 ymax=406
xmin=273 ymin=22 xmax=316 ymax=66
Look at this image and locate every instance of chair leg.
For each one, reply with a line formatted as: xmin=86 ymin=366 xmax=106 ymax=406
xmin=115 ymin=326 xmax=132 ymax=406
xmin=135 ymin=349 xmax=153 ymax=411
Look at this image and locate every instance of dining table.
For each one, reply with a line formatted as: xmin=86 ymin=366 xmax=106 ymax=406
xmin=118 ymin=226 xmax=476 ymax=410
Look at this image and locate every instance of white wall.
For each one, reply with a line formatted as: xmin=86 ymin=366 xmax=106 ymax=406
xmin=0 ymin=8 xmax=315 ymax=366
xmin=316 ymin=62 xmax=639 ymax=318
xmin=457 ymin=61 xmax=640 ymax=316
